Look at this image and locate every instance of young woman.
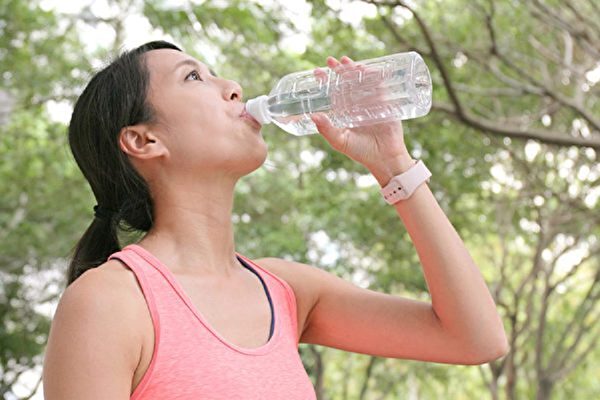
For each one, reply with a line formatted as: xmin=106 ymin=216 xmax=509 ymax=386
xmin=42 ymin=40 xmax=508 ymax=399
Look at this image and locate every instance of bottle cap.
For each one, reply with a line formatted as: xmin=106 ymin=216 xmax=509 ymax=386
xmin=245 ymin=95 xmax=272 ymax=125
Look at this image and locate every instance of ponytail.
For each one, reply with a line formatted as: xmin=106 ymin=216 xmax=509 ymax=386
xmin=67 ymin=213 xmax=120 ymax=285
xmin=65 ymin=40 xmax=181 ymax=287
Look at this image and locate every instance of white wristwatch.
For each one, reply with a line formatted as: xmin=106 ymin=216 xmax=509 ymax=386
xmin=380 ymin=160 xmax=432 ymax=205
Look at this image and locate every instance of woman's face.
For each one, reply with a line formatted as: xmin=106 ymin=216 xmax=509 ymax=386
xmin=135 ymin=48 xmax=267 ymax=183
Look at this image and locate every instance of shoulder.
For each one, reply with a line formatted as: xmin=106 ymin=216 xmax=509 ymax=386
xmin=60 ymin=260 xmax=144 ymax=338
xmin=69 ymin=260 xmax=146 ymax=311
xmin=65 ymin=260 xmax=134 ymax=303
xmin=93 ymin=259 xmax=151 ymax=326
xmin=253 ymin=257 xmax=353 ymax=310
xmin=43 ymin=261 xmax=142 ymax=398
xmin=252 ymin=257 xmax=323 ymax=333
xmin=253 ymin=257 xmax=329 ymax=290
xmin=58 ymin=260 xmax=147 ymax=355
xmin=253 ymin=257 xmax=321 ymax=295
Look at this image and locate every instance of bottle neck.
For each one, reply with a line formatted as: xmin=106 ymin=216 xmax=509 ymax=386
xmin=245 ymin=95 xmax=272 ymax=125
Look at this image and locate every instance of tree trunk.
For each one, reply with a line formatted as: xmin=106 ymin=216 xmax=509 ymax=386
xmin=505 ymin=350 xmax=517 ymax=400
xmin=308 ymin=345 xmax=325 ymax=400
xmin=536 ymin=378 xmax=555 ymax=400
xmin=488 ymin=374 xmax=499 ymax=400
xmin=358 ymin=356 xmax=378 ymax=400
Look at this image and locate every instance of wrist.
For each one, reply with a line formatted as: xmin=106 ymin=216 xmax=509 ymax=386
xmin=368 ymin=155 xmax=417 ymax=187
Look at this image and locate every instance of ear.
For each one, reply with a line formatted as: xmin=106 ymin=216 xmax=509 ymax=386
xmin=118 ymin=124 xmax=168 ymax=161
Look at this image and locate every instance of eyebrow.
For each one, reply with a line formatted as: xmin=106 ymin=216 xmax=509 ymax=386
xmin=173 ymin=59 xmax=218 ymax=77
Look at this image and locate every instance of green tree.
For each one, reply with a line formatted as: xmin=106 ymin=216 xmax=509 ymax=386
xmin=1 ymin=0 xmax=598 ymax=399
xmin=0 ymin=0 xmax=93 ymax=397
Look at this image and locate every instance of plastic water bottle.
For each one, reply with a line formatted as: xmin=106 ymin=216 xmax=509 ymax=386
xmin=245 ymin=51 xmax=432 ymax=136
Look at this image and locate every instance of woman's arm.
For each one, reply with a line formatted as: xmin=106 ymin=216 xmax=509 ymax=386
xmin=369 ymin=155 xmax=509 ymax=355
xmin=303 ymin=54 xmax=508 ymax=360
xmin=43 ymin=267 xmax=139 ymax=399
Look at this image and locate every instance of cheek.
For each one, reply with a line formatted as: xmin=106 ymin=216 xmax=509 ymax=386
xmin=163 ymin=113 xmax=232 ymax=158
xmin=174 ymin=130 xmax=236 ymax=165
xmin=157 ymin=89 xmax=224 ymax=130
xmin=170 ymin=103 xmax=216 ymax=131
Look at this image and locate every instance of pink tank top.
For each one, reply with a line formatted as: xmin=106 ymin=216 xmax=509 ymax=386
xmin=107 ymin=244 xmax=317 ymax=400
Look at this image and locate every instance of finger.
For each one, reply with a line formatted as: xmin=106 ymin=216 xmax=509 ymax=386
xmin=327 ymin=56 xmax=340 ymax=69
xmin=340 ymin=55 xmax=354 ymax=64
xmin=337 ymin=56 xmax=368 ymax=77
xmin=310 ymin=113 xmax=348 ymax=153
xmin=313 ymin=67 xmax=328 ymax=84
xmin=310 ymin=112 xmax=329 ymax=129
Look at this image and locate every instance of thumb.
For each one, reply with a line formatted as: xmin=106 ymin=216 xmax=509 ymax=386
xmin=310 ymin=112 xmax=329 ymax=129
xmin=311 ymin=113 xmax=347 ymax=152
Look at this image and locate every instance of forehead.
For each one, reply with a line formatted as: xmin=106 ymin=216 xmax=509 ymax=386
xmin=144 ymin=49 xmax=215 ymax=81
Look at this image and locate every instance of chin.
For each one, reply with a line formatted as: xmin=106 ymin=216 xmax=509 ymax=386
xmin=238 ymin=141 xmax=269 ymax=176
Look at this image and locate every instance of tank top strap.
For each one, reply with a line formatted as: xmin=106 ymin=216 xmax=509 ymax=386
xmin=108 ymin=247 xmax=162 ymax=324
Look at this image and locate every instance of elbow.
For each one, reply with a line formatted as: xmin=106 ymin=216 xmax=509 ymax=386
xmin=495 ymin=336 xmax=511 ymax=359
xmin=477 ymin=343 xmax=510 ymax=365
xmin=466 ymin=337 xmax=510 ymax=365
xmin=468 ymin=318 xmax=510 ymax=365
xmin=489 ymin=325 xmax=511 ymax=360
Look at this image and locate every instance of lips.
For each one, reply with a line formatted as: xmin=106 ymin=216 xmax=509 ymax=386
xmin=240 ymin=105 xmax=262 ymax=128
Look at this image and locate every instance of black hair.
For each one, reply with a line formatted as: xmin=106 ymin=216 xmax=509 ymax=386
xmin=66 ymin=40 xmax=182 ymax=287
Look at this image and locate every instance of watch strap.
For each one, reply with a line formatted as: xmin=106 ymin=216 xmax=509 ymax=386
xmin=380 ymin=159 xmax=431 ymax=205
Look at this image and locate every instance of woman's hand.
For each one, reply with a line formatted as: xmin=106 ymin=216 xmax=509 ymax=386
xmin=311 ymin=55 xmax=414 ymax=181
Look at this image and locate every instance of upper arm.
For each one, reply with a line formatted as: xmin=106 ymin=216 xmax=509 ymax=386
xmin=262 ymin=258 xmax=502 ymax=365
xmin=43 ymin=266 xmax=140 ymax=399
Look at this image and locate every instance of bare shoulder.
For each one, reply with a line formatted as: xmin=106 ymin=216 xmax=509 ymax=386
xmin=95 ymin=259 xmax=150 ymax=327
xmin=253 ymin=256 xmax=336 ymax=291
xmin=64 ymin=260 xmax=144 ymax=339
xmin=96 ymin=259 xmax=149 ymax=305
xmin=62 ymin=260 xmax=147 ymax=356
xmin=43 ymin=261 xmax=142 ymax=399
xmin=252 ymin=257 xmax=320 ymax=300
xmin=252 ymin=257 xmax=323 ymax=341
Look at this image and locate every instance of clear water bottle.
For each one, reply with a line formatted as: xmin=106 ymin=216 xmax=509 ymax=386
xmin=245 ymin=51 xmax=432 ymax=136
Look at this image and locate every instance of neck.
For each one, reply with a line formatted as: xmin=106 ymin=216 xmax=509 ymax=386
xmin=137 ymin=177 xmax=241 ymax=279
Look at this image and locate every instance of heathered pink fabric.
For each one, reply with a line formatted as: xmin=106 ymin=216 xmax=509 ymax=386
xmin=107 ymin=244 xmax=317 ymax=400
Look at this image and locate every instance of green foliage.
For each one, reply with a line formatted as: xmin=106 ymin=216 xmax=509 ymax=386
xmin=0 ymin=1 xmax=96 ymax=395
xmin=0 ymin=0 xmax=89 ymax=105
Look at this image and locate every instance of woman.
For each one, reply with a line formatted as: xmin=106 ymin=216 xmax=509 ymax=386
xmin=42 ymin=40 xmax=508 ymax=399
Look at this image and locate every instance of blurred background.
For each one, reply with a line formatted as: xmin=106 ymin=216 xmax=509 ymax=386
xmin=0 ymin=0 xmax=598 ymax=398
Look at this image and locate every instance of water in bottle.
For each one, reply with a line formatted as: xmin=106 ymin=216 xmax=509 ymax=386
xmin=245 ymin=51 xmax=432 ymax=136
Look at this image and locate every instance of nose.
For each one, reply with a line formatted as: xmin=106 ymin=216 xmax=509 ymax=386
xmin=223 ymin=79 xmax=243 ymax=102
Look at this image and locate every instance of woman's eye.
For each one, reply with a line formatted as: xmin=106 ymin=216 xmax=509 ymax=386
xmin=185 ymin=70 xmax=203 ymax=81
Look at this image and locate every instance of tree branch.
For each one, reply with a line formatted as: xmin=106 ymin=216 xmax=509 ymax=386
xmin=481 ymin=4 xmax=600 ymax=133
xmin=370 ymin=0 xmax=600 ymax=150
xmin=358 ymin=356 xmax=379 ymax=400
xmin=546 ymin=263 xmax=600 ymax=372
xmin=432 ymin=102 xmax=600 ymax=150
xmin=378 ymin=13 xmax=430 ymax=56
xmin=552 ymin=321 xmax=600 ymax=381
xmin=548 ymin=243 xmax=599 ymax=293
